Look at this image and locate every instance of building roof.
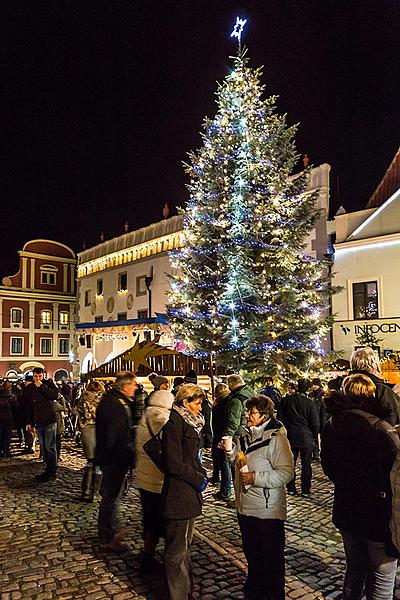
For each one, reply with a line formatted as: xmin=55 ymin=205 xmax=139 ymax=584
xmin=366 ymin=146 xmax=400 ymax=209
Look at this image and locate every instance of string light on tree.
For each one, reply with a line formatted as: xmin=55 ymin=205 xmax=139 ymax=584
xmin=168 ymin=18 xmax=335 ymax=382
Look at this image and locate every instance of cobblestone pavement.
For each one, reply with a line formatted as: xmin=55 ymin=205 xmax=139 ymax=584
xmin=1 ymin=440 xmax=399 ymax=600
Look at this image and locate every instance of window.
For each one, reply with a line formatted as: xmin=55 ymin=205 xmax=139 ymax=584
xmin=118 ymin=272 xmax=128 ymax=291
xmin=97 ymin=279 xmax=103 ymax=296
xmin=353 ymin=281 xmax=379 ymax=320
xmin=59 ymin=312 xmax=69 ymax=326
xmin=117 ymin=312 xmax=127 ymax=321
xmin=40 ymin=338 xmax=52 ymax=355
xmin=11 ymin=337 xmax=23 ymax=354
xmin=59 ymin=339 xmax=69 ymax=354
xmin=137 ymin=309 xmax=148 ymax=320
xmin=84 ymin=290 xmax=91 ymax=307
xmin=41 ymin=310 xmax=52 ymax=326
xmin=11 ymin=308 xmax=22 ymax=324
xmin=40 ymin=265 xmax=58 ymax=285
xmin=95 ymin=315 xmax=103 ymax=322
xmin=136 ymin=275 xmax=147 ymax=297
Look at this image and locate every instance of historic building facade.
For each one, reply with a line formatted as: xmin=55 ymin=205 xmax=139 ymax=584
xmin=332 ymin=147 xmax=400 ymax=379
xmin=0 ymin=240 xmax=76 ymax=380
xmin=76 ymin=164 xmax=331 ymax=374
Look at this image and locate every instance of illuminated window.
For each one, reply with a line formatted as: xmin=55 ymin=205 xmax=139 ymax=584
xmin=59 ymin=339 xmax=69 ymax=354
xmin=40 ymin=338 xmax=52 ymax=355
xmin=11 ymin=308 xmax=22 ymax=324
xmin=353 ymin=281 xmax=379 ymax=320
xmin=118 ymin=272 xmax=127 ymax=291
xmin=59 ymin=312 xmax=69 ymax=326
xmin=11 ymin=337 xmax=23 ymax=354
xmin=41 ymin=310 xmax=52 ymax=325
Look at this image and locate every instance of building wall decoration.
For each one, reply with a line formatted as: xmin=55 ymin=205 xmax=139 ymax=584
xmin=0 ymin=239 xmax=77 ymax=380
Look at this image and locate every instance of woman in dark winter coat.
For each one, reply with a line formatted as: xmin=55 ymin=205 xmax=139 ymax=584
xmin=161 ymin=383 xmax=208 ymax=600
xmin=0 ymin=381 xmax=16 ymax=457
xmin=321 ymin=373 xmax=400 ymax=600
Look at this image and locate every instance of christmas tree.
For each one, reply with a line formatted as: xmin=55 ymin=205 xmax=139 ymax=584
xmin=168 ymin=29 xmax=333 ymax=382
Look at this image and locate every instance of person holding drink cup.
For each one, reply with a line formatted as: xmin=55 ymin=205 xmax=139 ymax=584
xmin=225 ymin=394 xmax=294 ymax=600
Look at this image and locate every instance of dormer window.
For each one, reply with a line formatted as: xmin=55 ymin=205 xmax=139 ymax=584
xmin=40 ymin=264 xmax=58 ymax=285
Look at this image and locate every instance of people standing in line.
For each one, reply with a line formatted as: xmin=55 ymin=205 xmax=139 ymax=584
xmin=161 ymin=383 xmax=208 ymax=600
xmin=350 ymin=347 xmax=400 ymax=424
xmin=211 ymin=382 xmax=234 ymax=500
xmin=75 ymin=381 xmax=105 ymax=502
xmin=0 ymin=381 xmax=16 ymax=458
xmin=25 ymin=367 xmax=59 ymax=481
xmin=95 ymin=372 xmax=137 ymax=552
xmin=226 ymin=394 xmax=294 ymax=600
xmin=259 ymin=376 xmax=282 ymax=412
xmin=135 ymin=386 xmax=175 ymax=573
xmin=278 ymin=379 xmax=319 ymax=496
xmin=321 ymin=373 xmax=400 ymax=600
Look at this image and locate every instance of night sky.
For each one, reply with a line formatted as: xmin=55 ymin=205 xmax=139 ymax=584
xmin=2 ymin=1 xmax=400 ymax=276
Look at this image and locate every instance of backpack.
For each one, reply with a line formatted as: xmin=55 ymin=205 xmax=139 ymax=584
xmin=142 ymin=415 xmax=165 ymax=473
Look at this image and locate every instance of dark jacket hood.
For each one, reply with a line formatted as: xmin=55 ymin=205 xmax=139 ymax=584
xmin=325 ymin=389 xmax=392 ymax=420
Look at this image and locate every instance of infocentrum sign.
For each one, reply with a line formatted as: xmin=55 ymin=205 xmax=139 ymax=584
xmin=333 ymin=317 xmax=400 ymax=357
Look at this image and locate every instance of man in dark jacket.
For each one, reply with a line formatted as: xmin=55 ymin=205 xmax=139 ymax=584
xmin=259 ymin=376 xmax=282 ymax=412
xmin=0 ymin=382 xmax=16 ymax=458
xmin=25 ymin=367 xmax=59 ymax=481
xmin=96 ymin=371 xmax=137 ymax=553
xmin=350 ymin=347 xmax=400 ymax=425
xmin=278 ymin=379 xmax=319 ymax=496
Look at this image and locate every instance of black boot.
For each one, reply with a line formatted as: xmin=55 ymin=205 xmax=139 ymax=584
xmin=81 ymin=464 xmax=95 ymax=502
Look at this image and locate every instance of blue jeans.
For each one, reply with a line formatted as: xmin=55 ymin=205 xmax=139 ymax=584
xmin=341 ymin=531 xmax=398 ymax=600
xmin=37 ymin=422 xmax=57 ymax=474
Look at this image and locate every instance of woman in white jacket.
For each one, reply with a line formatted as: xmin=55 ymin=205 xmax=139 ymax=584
xmin=226 ymin=394 xmax=294 ymax=600
xmin=135 ymin=388 xmax=175 ymax=572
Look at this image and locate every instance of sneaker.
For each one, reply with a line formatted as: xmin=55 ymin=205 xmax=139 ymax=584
xmin=213 ymin=491 xmax=234 ymax=501
xmin=287 ymin=489 xmax=298 ymax=496
xmin=301 ymin=491 xmax=311 ymax=497
xmin=99 ymin=540 xmax=129 ymax=553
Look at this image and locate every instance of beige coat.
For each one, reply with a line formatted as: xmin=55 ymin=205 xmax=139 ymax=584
xmin=135 ymin=390 xmax=175 ymax=494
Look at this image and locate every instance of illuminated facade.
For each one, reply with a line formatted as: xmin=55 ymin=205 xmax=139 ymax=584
xmin=332 ymin=147 xmax=400 ymax=366
xmin=0 ymin=240 xmax=76 ymax=380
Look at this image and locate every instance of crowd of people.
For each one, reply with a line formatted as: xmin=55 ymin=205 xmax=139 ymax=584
xmin=2 ymin=347 xmax=400 ymax=599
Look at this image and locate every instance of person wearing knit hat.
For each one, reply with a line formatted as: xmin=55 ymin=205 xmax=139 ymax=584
xmin=184 ymin=370 xmax=197 ymax=385
xmin=172 ymin=377 xmax=185 ymax=396
xmin=149 ymin=373 xmax=169 ymax=391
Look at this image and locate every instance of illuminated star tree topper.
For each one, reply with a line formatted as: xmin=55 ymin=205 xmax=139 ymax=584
xmin=230 ymin=16 xmax=247 ymax=49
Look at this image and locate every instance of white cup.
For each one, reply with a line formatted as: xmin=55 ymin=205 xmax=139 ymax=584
xmin=221 ymin=435 xmax=233 ymax=452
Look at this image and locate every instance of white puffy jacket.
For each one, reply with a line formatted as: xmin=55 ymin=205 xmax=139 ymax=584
xmin=227 ymin=416 xmax=294 ymax=520
xmin=135 ymin=390 xmax=174 ymax=493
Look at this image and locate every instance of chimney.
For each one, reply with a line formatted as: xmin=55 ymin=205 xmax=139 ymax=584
xmin=162 ymin=202 xmax=170 ymax=219
xmin=303 ymin=153 xmax=310 ymax=169
xmin=124 ymin=221 xmax=129 ymax=233
xmin=100 ymin=232 xmax=105 ymax=242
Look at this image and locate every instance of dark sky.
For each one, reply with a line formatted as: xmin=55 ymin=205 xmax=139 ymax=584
xmin=2 ymin=0 xmax=400 ymax=276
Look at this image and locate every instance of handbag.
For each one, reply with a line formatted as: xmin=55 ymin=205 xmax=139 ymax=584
xmin=142 ymin=415 xmax=165 ymax=472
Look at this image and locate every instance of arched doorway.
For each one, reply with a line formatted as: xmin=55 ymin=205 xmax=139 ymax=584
xmin=54 ymin=369 xmax=69 ymax=382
